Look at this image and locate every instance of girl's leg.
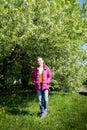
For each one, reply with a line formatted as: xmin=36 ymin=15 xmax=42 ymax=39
xmin=43 ymin=90 xmax=48 ymax=113
xmin=37 ymin=90 xmax=44 ymax=114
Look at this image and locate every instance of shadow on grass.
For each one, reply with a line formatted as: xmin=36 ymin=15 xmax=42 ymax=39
xmin=0 ymin=90 xmax=37 ymax=116
xmin=6 ymin=108 xmax=33 ymax=116
xmin=79 ymin=92 xmax=87 ymax=96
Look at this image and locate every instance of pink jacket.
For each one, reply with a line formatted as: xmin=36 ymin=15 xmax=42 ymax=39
xmin=32 ymin=64 xmax=52 ymax=90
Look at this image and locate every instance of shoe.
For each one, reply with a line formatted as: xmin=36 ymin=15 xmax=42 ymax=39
xmin=40 ymin=113 xmax=46 ymax=119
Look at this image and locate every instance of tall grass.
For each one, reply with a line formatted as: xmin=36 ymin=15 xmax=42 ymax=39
xmin=0 ymin=91 xmax=87 ymax=130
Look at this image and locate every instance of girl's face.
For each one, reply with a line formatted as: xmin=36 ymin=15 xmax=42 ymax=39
xmin=37 ymin=58 xmax=44 ymax=66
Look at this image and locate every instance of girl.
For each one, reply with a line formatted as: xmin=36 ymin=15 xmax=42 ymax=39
xmin=32 ymin=57 xmax=52 ymax=118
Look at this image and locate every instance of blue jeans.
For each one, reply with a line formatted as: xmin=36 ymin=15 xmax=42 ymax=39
xmin=37 ymin=84 xmax=48 ymax=114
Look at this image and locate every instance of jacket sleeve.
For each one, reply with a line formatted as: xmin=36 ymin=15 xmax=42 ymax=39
xmin=47 ymin=67 xmax=52 ymax=84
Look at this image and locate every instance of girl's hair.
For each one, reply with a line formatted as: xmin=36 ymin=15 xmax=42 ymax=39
xmin=37 ymin=57 xmax=44 ymax=63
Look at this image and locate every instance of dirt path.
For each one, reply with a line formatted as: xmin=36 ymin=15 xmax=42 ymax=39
xmin=79 ymin=86 xmax=87 ymax=95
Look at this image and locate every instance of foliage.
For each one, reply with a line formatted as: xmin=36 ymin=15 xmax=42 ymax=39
xmin=0 ymin=0 xmax=87 ymax=91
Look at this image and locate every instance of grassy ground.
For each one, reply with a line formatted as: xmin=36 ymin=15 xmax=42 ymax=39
xmin=0 ymin=90 xmax=87 ymax=130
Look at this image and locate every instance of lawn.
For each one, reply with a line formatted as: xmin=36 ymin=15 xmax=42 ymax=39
xmin=0 ymin=90 xmax=87 ymax=130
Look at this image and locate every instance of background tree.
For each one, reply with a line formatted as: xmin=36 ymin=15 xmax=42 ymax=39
xmin=0 ymin=0 xmax=87 ymax=91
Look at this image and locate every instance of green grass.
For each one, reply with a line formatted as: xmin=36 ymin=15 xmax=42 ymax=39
xmin=0 ymin=90 xmax=87 ymax=130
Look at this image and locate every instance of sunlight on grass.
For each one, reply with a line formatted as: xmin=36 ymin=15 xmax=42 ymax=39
xmin=0 ymin=91 xmax=87 ymax=130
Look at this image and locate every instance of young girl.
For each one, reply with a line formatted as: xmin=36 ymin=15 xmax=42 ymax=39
xmin=32 ymin=57 xmax=52 ymax=118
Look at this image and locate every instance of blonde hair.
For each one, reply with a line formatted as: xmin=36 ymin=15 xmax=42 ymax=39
xmin=37 ymin=57 xmax=44 ymax=63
